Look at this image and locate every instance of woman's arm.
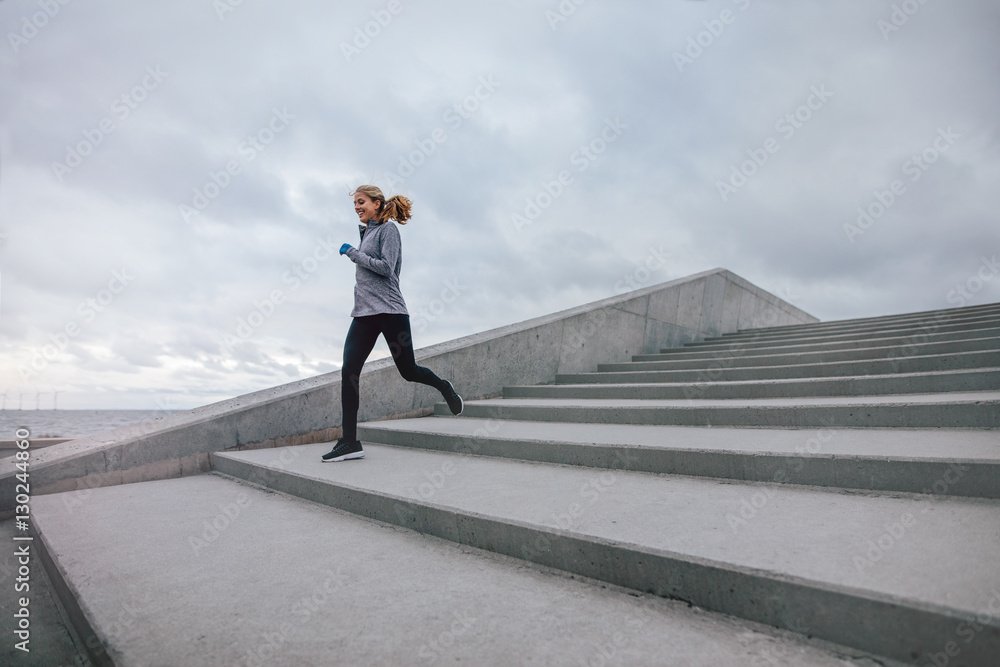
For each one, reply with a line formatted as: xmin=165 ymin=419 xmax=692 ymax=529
xmin=345 ymin=225 xmax=400 ymax=277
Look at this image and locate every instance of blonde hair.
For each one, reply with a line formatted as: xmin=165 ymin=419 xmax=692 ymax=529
xmin=351 ymin=185 xmax=412 ymax=224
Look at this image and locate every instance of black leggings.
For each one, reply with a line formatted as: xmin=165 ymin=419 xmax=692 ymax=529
xmin=341 ymin=313 xmax=449 ymax=441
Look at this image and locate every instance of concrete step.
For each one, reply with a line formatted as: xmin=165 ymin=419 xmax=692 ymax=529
xmin=689 ymin=315 xmax=1000 ymax=349
xmin=358 ymin=417 xmax=1000 ymax=498
xmin=621 ymin=337 xmax=1000 ymax=371
xmin=0 ymin=518 xmax=83 ymax=665
xmin=728 ymin=302 xmax=1000 ymax=337
xmin=740 ymin=303 xmax=1000 ymax=333
xmin=30 ymin=473 xmax=903 ymax=667
xmin=435 ymin=392 xmax=1000 ymax=428
xmin=645 ymin=331 xmax=1000 ymax=361
xmin=559 ymin=349 xmax=1000 ymax=383
xmin=506 ymin=368 xmax=1000 ymax=400
xmin=213 ymin=443 xmax=1000 ymax=666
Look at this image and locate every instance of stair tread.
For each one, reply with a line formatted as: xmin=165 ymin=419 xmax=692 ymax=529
xmin=520 ymin=366 xmax=1000 ymax=387
xmin=360 ymin=417 xmax=1000 ymax=461
xmin=458 ymin=390 xmax=1000 ymax=409
xmin=653 ymin=331 xmax=1000 ymax=357
xmin=604 ymin=347 xmax=998 ymax=370
xmin=696 ymin=323 xmax=1000 ymax=347
xmin=30 ymin=474 xmax=890 ymax=667
xmin=639 ymin=337 xmax=1000 ymax=360
xmin=218 ymin=443 xmax=1000 ymax=618
xmin=747 ymin=302 xmax=1000 ymax=328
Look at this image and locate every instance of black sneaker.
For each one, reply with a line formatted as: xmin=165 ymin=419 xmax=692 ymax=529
xmin=321 ymin=438 xmax=364 ymax=462
xmin=443 ymin=380 xmax=464 ymax=416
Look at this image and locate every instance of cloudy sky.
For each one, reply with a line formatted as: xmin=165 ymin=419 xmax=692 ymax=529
xmin=1 ymin=0 xmax=998 ymax=410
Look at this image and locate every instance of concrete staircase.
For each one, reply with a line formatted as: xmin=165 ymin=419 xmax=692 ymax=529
xmin=32 ymin=301 xmax=1000 ymax=666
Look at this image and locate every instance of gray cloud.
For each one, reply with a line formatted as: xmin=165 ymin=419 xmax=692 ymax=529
xmin=1 ymin=0 xmax=998 ymax=408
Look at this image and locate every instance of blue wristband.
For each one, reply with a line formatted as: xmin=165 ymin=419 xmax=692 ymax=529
xmin=340 ymin=243 xmax=352 ymax=255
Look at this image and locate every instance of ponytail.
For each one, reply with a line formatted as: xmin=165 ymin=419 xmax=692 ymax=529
xmin=380 ymin=194 xmax=413 ymax=224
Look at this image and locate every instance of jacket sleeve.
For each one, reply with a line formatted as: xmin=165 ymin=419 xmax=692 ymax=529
xmin=345 ymin=225 xmax=399 ymax=278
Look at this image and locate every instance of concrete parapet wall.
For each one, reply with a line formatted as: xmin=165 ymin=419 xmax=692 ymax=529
xmin=0 ymin=268 xmax=816 ymax=511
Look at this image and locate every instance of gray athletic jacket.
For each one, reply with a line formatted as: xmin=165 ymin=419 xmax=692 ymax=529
xmin=345 ymin=220 xmax=409 ymax=317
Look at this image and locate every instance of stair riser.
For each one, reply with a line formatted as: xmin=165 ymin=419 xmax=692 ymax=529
xmin=692 ymin=317 xmax=1000 ymax=348
xmin=439 ymin=402 xmax=1000 ymax=428
xmin=356 ymin=425 xmax=1000 ymax=498
xmin=640 ymin=335 xmax=1000 ymax=364
xmin=560 ymin=351 xmax=1000 ymax=383
xmin=212 ymin=456 xmax=1000 ymax=667
xmin=508 ymin=370 xmax=1000 ymax=399
xmin=660 ymin=327 xmax=1000 ymax=356
xmin=729 ymin=305 xmax=1000 ymax=337
xmin=618 ymin=339 xmax=1000 ymax=371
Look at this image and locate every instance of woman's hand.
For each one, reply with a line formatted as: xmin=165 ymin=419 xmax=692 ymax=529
xmin=340 ymin=243 xmax=353 ymax=255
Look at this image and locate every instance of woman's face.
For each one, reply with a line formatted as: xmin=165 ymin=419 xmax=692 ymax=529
xmin=354 ymin=192 xmax=381 ymax=223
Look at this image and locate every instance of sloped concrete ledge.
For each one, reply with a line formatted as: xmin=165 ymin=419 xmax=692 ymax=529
xmin=0 ymin=268 xmax=816 ymax=512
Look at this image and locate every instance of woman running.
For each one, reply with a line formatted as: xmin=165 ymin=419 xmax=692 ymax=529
xmin=322 ymin=185 xmax=464 ymax=462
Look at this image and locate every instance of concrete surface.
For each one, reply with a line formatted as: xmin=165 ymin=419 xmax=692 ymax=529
xmin=505 ymin=369 xmax=1000 ymax=399
xmin=214 ymin=442 xmax=1000 ymax=665
xmin=703 ymin=316 xmax=1000 ymax=346
xmin=358 ymin=417 xmax=1000 ymax=497
xmin=439 ymin=392 xmax=1000 ymax=428
xmin=558 ymin=349 xmax=1000 ymax=383
xmin=0 ymin=518 xmax=85 ymax=667
xmin=0 ymin=438 xmax=72 ymax=451
xmin=731 ymin=302 xmax=1000 ymax=335
xmin=646 ymin=328 xmax=1000 ymax=357
xmin=0 ymin=268 xmax=816 ymax=512
xmin=25 ymin=299 xmax=1000 ymax=666
xmin=616 ymin=337 xmax=1000 ymax=370
xmin=29 ymin=474 xmax=902 ymax=667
